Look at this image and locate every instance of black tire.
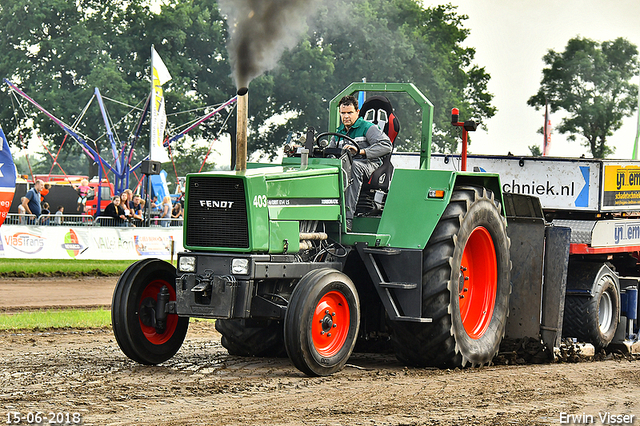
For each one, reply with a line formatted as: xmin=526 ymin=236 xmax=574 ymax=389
xmin=215 ymin=319 xmax=287 ymax=357
xmin=389 ymin=185 xmax=511 ymax=368
xmin=563 ymin=267 xmax=619 ymax=350
xmin=112 ymin=258 xmax=189 ymax=365
xmin=284 ymin=268 xmax=360 ymax=376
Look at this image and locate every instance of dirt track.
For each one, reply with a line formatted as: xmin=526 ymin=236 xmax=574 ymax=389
xmin=0 ymin=277 xmax=638 ymax=425
xmin=0 ymin=277 xmax=116 ymax=311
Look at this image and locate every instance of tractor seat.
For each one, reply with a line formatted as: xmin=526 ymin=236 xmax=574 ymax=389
xmin=355 ymin=95 xmax=400 ymax=216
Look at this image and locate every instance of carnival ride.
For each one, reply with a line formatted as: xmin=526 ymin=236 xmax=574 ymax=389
xmin=2 ymin=78 xmax=237 ymax=216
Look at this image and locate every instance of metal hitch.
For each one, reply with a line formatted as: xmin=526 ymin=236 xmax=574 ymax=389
xmin=139 ymin=285 xmax=173 ymax=334
xmin=155 ymin=285 xmax=170 ymax=333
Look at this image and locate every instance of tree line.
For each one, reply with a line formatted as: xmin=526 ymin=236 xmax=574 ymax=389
xmin=0 ymin=0 xmax=637 ymax=185
xmin=0 ymin=0 xmax=495 ymax=178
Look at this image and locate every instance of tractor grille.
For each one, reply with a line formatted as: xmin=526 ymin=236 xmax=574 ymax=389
xmin=186 ymin=176 xmax=249 ymax=249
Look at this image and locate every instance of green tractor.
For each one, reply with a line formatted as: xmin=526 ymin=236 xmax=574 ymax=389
xmin=111 ymin=82 xmax=511 ymax=376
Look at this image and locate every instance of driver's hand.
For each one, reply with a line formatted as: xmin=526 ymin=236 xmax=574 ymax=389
xmin=344 ymin=144 xmax=358 ymax=155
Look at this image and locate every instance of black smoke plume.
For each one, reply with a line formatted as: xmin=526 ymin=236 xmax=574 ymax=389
xmin=218 ymin=0 xmax=319 ymax=90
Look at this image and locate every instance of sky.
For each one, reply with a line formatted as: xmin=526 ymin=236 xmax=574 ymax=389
xmin=420 ymin=0 xmax=640 ymax=159
xmin=17 ymin=0 xmax=640 ymax=168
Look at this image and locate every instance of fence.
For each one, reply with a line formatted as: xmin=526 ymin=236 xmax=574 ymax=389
xmin=5 ymin=213 xmax=182 ymax=228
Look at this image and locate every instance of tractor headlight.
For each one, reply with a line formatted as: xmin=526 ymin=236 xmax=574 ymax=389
xmin=178 ymin=256 xmax=196 ymax=272
xmin=231 ymin=258 xmax=249 ymax=275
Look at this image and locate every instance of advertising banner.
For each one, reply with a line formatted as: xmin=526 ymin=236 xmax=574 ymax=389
xmin=591 ymin=219 xmax=640 ymax=248
xmin=0 ymin=225 xmax=183 ymax=260
xmin=602 ymin=164 xmax=640 ymax=209
xmin=394 ymin=154 xmax=599 ymax=211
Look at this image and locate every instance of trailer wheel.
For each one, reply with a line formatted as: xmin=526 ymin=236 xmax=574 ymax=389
xmin=390 ymin=185 xmax=511 ymax=367
xmin=112 ymin=259 xmax=189 ymax=365
xmin=284 ymin=268 xmax=360 ymax=376
xmin=216 ymin=319 xmax=286 ymax=357
xmin=563 ymin=267 xmax=619 ymax=350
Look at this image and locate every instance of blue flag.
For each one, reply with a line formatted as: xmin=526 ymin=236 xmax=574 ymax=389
xmin=0 ymin=125 xmax=17 ymax=226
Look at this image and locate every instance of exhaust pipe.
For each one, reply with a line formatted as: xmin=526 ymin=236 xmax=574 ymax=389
xmin=236 ymin=87 xmax=248 ymax=171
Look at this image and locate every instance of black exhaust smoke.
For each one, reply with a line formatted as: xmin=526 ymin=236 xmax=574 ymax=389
xmin=219 ymin=0 xmax=318 ymax=90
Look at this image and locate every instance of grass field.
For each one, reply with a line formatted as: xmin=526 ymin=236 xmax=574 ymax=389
xmin=0 ymin=258 xmax=139 ymax=330
xmin=0 ymin=309 xmax=111 ymax=330
xmin=0 ymin=258 xmax=137 ymax=277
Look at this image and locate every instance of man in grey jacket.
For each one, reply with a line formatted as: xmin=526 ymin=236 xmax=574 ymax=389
xmin=329 ymin=95 xmax=392 ymax=231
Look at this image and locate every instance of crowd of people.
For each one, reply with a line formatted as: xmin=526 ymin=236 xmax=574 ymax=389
xmin=92 ymin=189 xmax=184 ymax=227
xmin=13 ymin=179 xmax=184 ymax=227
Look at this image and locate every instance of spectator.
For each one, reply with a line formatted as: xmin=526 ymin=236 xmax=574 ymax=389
xmin=40 ymin=202 xmax=51 ymax=225
xmin=161 ymin=195 xmax=172 ymax=227
xmin=103 ymin=196 xmax=129 ymax=227
xmin=124 ymin=189 xmax=134 ymax=211
xmin=171 ymin=201 xmax=183 ymax=226
xmin=17 ymin=197 xmax=26 ymax=225
xmin=171 ymin=202 xmax=183 ymax=219
xmin=54 ymin=205 xmax=64 ymax=226
xmin=119 ymin=192 xmax=133 ymax=222
xmin=149 ymin=196 xmax=159 ymax=213
xmin=131 ymin=194 xmax=144 ymax=225
xmin=22 ymin=179 xmax=44 ymax=223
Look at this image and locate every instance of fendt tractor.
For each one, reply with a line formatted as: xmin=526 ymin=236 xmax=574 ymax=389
xmin=112 ymin=82 xmax=639 ymax=377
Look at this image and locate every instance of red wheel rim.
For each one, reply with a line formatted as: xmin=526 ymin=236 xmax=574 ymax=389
xmin=459 ymin=226 xmax=497 ymax=339
xmin=138 ymin=279 xmax=179 ymax=345
xmin=312 ymin=290 xmax=350 ymax=357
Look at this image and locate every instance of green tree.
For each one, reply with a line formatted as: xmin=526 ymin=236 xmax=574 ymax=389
xmin=249 ymin=0 xmax=495 ymax=155
xmin=0 ymin=0 xmax=495 ymax=177
xmin=0 ymin=0 xmax=152 ymax=175
xmin=528 ymin=36 xmax=639 ymax=158
xmin=528 ymin=145 xmax=542 ymax=157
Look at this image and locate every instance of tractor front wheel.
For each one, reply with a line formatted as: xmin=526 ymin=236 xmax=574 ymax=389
xmin=112 ymin=259 xmax=189 ymax=365
xmin=284 ymin=268 xmax=360 ymax=376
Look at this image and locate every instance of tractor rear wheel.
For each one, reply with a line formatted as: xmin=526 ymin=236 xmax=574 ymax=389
xmin=563 ymin=264 xmax=619 ymax=350
xmin=216 ymin=319 xmax=287 ymax=357
xmin=284 ymin=268 xmax=360 ymax=376
xmin=390 ymin=185 xmax=511 ymax=367
xmin=112 ymin=258 xmax=189 ymax=365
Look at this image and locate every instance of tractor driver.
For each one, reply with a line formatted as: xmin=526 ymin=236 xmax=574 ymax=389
xmin=329 ymin=95 xmax=392 ymax=231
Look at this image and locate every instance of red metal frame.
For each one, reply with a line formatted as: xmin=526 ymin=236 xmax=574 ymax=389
xmin=570 ymin=243 xmax=640 ymax=255
xmin=451 ymin=108 xmax=469 ymax=171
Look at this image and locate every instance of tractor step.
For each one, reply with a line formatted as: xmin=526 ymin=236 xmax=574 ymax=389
xmin=361 ymin=247 xmax=401 ymax=256
xmin=379 ymin=282 xmax=418 ymax=290
xmin=393 ymin=315 xmax=432 ymax=323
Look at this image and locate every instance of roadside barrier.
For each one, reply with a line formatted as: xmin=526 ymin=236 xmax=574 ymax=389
xmin=5 ymin=213 xmax=183 ymax=228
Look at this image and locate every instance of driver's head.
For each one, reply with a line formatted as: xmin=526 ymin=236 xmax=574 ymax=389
xmin=339 ymin=95 xmax=359 ymax=128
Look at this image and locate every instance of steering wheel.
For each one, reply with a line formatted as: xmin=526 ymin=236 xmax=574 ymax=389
xmin=314 ymin=132 xmax=361 ymax=155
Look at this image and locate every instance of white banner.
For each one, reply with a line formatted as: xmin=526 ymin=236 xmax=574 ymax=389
xmin=0 ymin=225 xmax=183 ymax=260
xmin=592 ymin=220 xmax=640 ymax=248
xmin=394 ymin=153 xmax=599 ymax=211
xmin=150 ymin=46 xmax=171 ymax=163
